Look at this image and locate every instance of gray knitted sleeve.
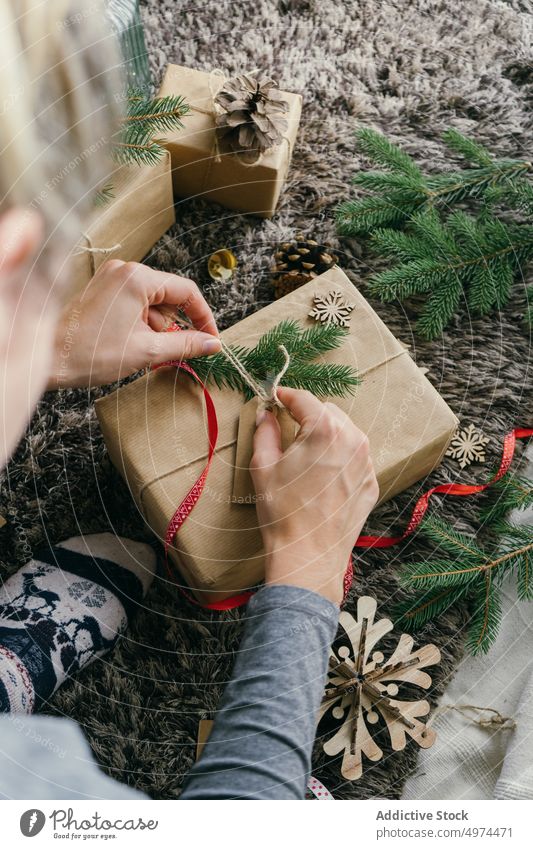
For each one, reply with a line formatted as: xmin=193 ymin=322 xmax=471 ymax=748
xmin=180 ymin=584 xmax=339 ymax=800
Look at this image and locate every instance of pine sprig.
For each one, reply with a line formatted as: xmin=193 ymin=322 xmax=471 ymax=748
xmin=188 ymin=320 xmax=360 ymax=400
xmin=480 ymin=472 xmax=533 ymax=525
xmin=122 ymin=92 xmax=190 ymax=134
xmin=112 ymin=89 xmax=189 ymax=166
xmin=367 ymin=209 xmax=533 ymax=339
xmin=94 ymin=183 xmax=115 ymax=206
xmin=338 ymin=128 xmax=532 ymax=235
xmin=337 ymin=128 xmax=533 ymax=337
xmin=395 ymin=506 xmax=533 ymax=655
xmin=96 ymin=89 xmax=189 ymax=201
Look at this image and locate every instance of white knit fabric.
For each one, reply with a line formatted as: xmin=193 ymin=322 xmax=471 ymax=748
xmin=402 ymin=449 xmax=533 ymax=800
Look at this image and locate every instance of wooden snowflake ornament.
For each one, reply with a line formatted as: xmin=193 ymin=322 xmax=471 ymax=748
xmin=446 ymin=423 xmax=490 ymax=469
xmin=309 ymin=290 xmax=355 ymax=327
xmin=318 ymin=596 xmax=440 ymax=781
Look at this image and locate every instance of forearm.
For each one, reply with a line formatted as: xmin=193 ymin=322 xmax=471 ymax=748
xmin=180 ymin=584 xmax=339 ymax=800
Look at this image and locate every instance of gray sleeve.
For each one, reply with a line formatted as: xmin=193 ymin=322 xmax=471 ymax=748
xmin=180 ymin=584 xmax=339 ymax=800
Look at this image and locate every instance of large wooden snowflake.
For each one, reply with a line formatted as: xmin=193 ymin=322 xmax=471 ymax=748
xmin=308 ymin=290 xmax=355 ymax=327
xmin=446 ymin=423 xmax=490 ymax=469
xmin=318 ymin=596 xmax=440 ymax=781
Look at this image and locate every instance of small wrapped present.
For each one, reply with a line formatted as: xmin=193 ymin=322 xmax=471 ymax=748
xmin=95 ymin=267 xmax=457 ymax=604
xmin=69 ymin=151 xmax=174 ymax=292
xmin=157 ymin=64 xmax=302 ymax=218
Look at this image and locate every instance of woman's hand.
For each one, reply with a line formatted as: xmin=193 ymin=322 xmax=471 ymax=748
xmin=47 ymin=259 xmax=221 ymax=389
xmin=250 ymin=387 xmax=379 ymax=606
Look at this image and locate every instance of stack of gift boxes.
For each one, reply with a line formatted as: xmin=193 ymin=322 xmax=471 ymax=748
xmin=79 ymin=59 xmax=456 ymax=603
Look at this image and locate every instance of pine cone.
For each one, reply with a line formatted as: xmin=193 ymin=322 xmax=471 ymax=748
xmin=214 ymin=72 xmax=289 ymax=164
xmin=272 ymin=236 xmax=339 ymax=299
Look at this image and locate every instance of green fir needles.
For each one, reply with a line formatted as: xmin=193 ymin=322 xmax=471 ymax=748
xmin=113 ymin=89 xmax=189 ymax=166
xmin=395 ymin=473 xmax=533 ymax=655
xmin=189 ymin=319 xmax=360 ymax=400
xmin=337 ymin=128 xmax=533 ymax=338
xmin=96 ymin=89 xmax=189 ymax=202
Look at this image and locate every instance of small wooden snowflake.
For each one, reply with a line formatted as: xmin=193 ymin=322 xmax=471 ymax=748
xmin=318 ymin=597 xmax=440 ymax=781
xmin=308 ymin=290 xmax=355 ymax=327
xmin=446 ymin=423 xmax=490 ymax=469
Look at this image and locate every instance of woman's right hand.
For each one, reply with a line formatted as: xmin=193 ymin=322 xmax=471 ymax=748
xmin=250 ymin=386 xmax=379 ymax=606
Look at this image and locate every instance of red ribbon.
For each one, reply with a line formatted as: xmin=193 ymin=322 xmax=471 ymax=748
xmin=154 ymin=341 xmax=532 ymax=611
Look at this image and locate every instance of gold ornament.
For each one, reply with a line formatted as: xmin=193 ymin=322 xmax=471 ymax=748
xmin=446 ymin=423 xmax=490 ymax=469
xmin=309 ymin=290 xmax=355 ymax=327
xmin=207 ymin=248 xmax=238 ymax=281
xmin=318 ymin=596 xmax=440 ymax=781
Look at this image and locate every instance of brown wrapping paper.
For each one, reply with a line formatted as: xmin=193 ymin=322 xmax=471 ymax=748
xmin=69 ymin=151 xmax=175 ymax=293
xmin=158 ymin=64 xmax=302 ymax=218
xmin=95 ymin=267 xmax=458 ymax=604
xmin=232 ymin=398 xmax=299 ymax=502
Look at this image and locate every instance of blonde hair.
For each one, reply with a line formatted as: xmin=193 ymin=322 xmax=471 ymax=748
xmin=0 ymin=0 xmax=123 ymax=288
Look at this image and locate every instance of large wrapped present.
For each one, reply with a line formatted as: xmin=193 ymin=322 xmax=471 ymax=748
xmin=95 ymin=267 xmax=457 ymax=604
xmin=158 ymin=64 xmax=302 ymax=218
xmin=69 ymin=151 xmax=174 ymax=292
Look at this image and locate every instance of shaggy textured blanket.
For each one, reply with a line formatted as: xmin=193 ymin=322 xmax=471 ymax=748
xmin=0 ymin=0 xmax=531 ymax=799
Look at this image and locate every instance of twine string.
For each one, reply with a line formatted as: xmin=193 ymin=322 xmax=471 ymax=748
xmin=73 ymin=232 xmax=122 ymax=256
xmin=174 ymin=311 xmax=289 ymax=408
xmin=428 ymin=703 xmax=516 ymax=730
xmin=187 ymin=69 xmax=291 ymax=178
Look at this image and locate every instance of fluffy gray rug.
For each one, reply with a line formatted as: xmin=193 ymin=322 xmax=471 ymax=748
xmin=1 ymin=0 xmax=532 ymax=799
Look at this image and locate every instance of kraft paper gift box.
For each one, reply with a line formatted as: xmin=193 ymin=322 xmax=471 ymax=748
xmin=95 ymin=267 xmax=458 ymax=604
xmin=69 ymin=151 xmax=175 ymax=292
xmin=157 ymin=64 xmax=302 ymax=218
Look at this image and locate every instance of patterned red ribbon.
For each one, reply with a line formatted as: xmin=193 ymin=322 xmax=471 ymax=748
xmin=154 ymin=349 xmax=532 ymax=611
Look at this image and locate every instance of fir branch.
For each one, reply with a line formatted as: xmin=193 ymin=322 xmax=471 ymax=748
xmin=123 ymin=91 xmax=189 ymax=134
xmin=337 ymin=129 xmax=532 ymax=236
xmin=281 ymin=362 xmax=360 ymax=397
xmin=356 ymin=128 xmax=424 ymax=179
xmin=110 ymin=88 xmax=189 ymax=169
xmin=188 ymin=346 xmax=250 ymax=394
xmin=394 ymin=515 xmax=533 ymax=655
xmin=293 ymin=323 xmax=350 ymax=359
xmin=395 ymin=585 xmax=471 ymax=631
xmin=188 ymin=320 xmax=359 ymax=399
xmin=337 ymin=194 xmax=413 ymax=235
xmin=112 ymin=135 xmax=167 ymax=167
xmin=337 ymin=128 xmax=533 ymax=336
xmin=368 ymin=210 xmax=533 ymax=339
xmin=398 ymin=558 xmax=484 ymax=591
xmin=479 ymin=472 xmax=533 ymax=525
xmin=413 ymin=515 xmax=485 ymax=560
xmin=466 ymin=573 xmax=502 ymax=655
xmin=441 ymin=129 xmax=494 ymax=167
xmin=94 ymin=183 xmax=115 ymax=206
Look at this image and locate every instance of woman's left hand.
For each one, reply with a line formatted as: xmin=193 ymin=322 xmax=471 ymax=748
xmin=47 ymin=259 xmax=221 ymax=389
